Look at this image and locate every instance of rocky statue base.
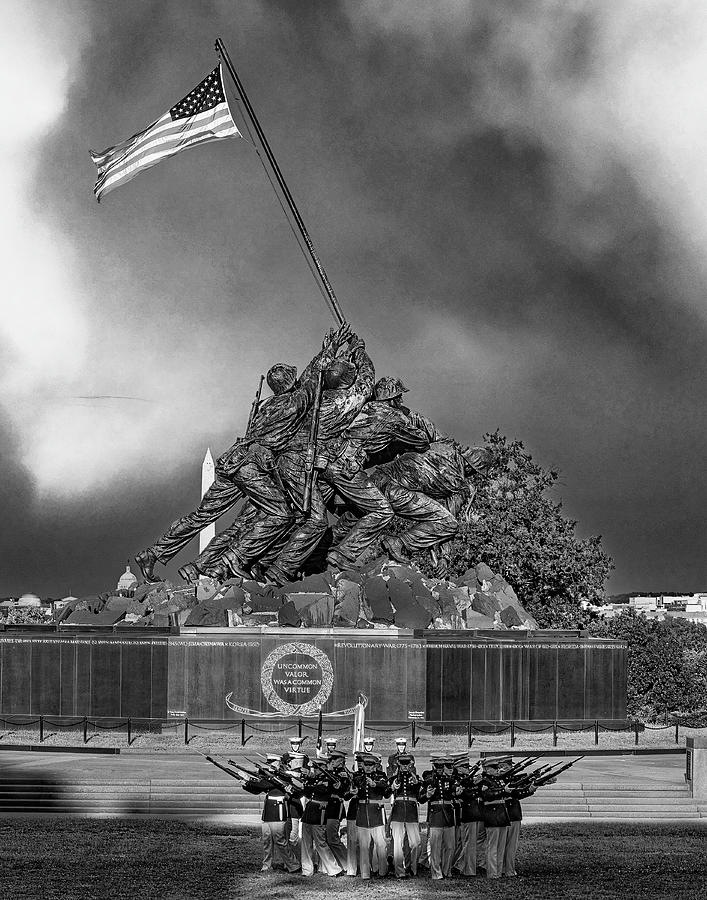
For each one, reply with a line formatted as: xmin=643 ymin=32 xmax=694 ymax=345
xmin=56 ymin=560 xmax=537 ymax=630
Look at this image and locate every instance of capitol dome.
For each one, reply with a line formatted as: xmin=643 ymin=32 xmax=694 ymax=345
xmin=18 ymin=593 xmax=42 ymax=606
xmin=117 ymin=564 xmax=138 ymax=595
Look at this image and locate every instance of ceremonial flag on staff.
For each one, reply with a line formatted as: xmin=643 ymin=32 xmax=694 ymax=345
xmin=90 ymin=65 xmax=240 ymax=201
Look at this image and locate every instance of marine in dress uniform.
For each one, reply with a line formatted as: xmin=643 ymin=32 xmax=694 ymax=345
xmin=502 ymin=762 xmax=556 ymax=877
xmin=422 ymin=756 xmax=459 ymax=880
xmin=282 ymin=750 xmax=306 ymax=845
xmin=352 ymin=753 xmax=392 ymax=879
xmin=323 ymin=750 xmax=352 ymax=871
xmin=345 ymin=775 xmax=360 ymax=876
xmin=282 ymin=736 xmax=309 ymax=768
xmin=300 ymin=756 xmax=345 ymax=876
xmin=242 ymin=754 xmax=301 ymax=874
xmin=386 ymin=737 xmax=413 ymax=776
xmin=388 ymin=753 xmax=422 ymax=878
xmin=453 ymin=757 xmax=484 ymax=876
xmin=479 ymin=756 xmax=511 ymax=879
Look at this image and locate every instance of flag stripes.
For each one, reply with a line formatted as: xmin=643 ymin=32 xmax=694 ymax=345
xmin=90 ymin=65 xmax=240 ymax=201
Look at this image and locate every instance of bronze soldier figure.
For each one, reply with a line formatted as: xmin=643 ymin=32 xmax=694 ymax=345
xmin=134 ymin=324 xmax=349 ymax=582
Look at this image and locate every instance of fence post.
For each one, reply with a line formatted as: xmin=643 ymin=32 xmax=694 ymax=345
xmin=83 ymin=716 xmax=88 ymax=744
xmin=467 ymin=721 xmax=473 ymax=748
xmin=184 ymin=716 xmax=189 ymax=745
xmin=594 ymin=720 xmax=599 ymax=746
xmin=411 ymin=720 xmax=417 ymax=748
xmin=510 ymin=721 xmax=515 ymax=748
xmin=675 ymin=722 xmax=679 ymax=745
xmin=634 ymin=722 xmax=639 ymax=745
xmin=241 ymin=719 xmax=246 ymax=746
xmin=127 ymin=717 xmax=132 ymax=746
xmin=552 ymin=721 xmax=557 ymax=747
xmin=39 ymin=715 xmax=44 ymax=744
xmin=298 ymin=718 xmax=303 ymax=739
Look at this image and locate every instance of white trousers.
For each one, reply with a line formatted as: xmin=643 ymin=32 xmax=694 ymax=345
xmin=454 ymin=821 xmax=479 ymax=875
xmin=261 ymin=821 xmax=300 ymax=873
xmin=358 ymin=825 xmax=387 ymax=879
xmin=390 ymin=821 xmax=420 ymax=877
xmin=485 ymin=825 xmax=508 ymax=878
xmin=428 ymin=826 xmax=455 ymax=879
xmin=503 ymin=819 xmax=521 ymax=875
xmin=300 ymin=823 xmax=342 ymax=876
xmin=326 ymin=818 xmax=347 ymax=870
xmin=346 ymin=821 xmax=359 ymax=875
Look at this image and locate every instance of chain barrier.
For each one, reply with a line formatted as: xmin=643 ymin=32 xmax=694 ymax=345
xmin=188 ymin=722 xmax=243 ymax=732
xmin=88 ymin=721 xmax=128 ymax=731
xmin=0 ymin=713 xmax=704 ymax=749
xmin=244 ymin=722 xmax=294 ymax=734
xmin=42 ymin=718 xmax=85 ymax=728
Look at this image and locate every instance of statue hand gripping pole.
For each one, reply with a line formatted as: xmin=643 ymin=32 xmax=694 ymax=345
xmin=302 ymin=368 xmax=325 ymax=516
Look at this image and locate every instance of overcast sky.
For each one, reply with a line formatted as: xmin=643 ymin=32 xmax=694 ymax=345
xmin=0 ymin=0 xmax=705 ymax=598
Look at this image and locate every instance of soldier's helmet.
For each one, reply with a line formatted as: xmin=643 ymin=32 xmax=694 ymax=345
xmin=323 ymin=358 xmax=357 ymax=390
xmin=267 ymin=363 xmax=298 ymax=394
xmin=374 ymin=376 xmax=409 ymax=401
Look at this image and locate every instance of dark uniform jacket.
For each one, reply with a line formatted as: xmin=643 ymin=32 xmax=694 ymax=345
xmin=325 ymin=770 xmax=353 ymax=822
xmin=421 ymin=771 xmax=458 ymax=828
xmin=389 ymin=772 xmax=422 ymax=824
xmin=458 ymin=776 xmax=484 ymax=823
xmin=301 ymin=773 xmax=335 ymax=826
xmin=242 ymin=778 xmax=295 ymax=823
xmin=353 ymin=770 xmax=391 ymax=828
xmin=346 ymin=795 xmax=358 ymax=823
xmin=479 ymin=773 xmax=511 ymax=827
xmin=505 ymin=782 xmax=536 ymax=822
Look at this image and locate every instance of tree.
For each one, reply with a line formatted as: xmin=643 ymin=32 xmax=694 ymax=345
xmin=415 ymin=431 xmax=614 ymax=627
xmin=589 ymin=609 xmax=707 ymax=723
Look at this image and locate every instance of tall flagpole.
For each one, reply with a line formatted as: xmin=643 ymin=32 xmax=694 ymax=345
xmin=215 ymin=37 xmax=347 ymax=327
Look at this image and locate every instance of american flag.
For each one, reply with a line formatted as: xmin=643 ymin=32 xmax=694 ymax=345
xmin=90 ymin=65 xmax=240 ymax=201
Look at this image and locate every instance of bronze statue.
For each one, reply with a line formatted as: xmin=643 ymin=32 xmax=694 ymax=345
xmin=134 ymin=329 xmax=491 ymax=588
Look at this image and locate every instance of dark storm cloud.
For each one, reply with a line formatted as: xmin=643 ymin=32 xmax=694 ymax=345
xmin=1 ymin=1 xmax=705 ymax=595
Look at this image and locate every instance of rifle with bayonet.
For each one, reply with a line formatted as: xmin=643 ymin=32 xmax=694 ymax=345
xmin=235 ymin=757 xmax=304 ymax=794
xmin=532 ymin=756 xmax=584 ymax=788
xmin=246 ymin=374 xmax=265 ymax=435
xmin=504 ymin=755 xmax=542 ymax=778
xmin=203 ymin=755 xmax=260 ymax=783
xmin=306 ymin=758 xmax=352 ymax=789
xmin=509 ymin=756 xmax=584 ymax=791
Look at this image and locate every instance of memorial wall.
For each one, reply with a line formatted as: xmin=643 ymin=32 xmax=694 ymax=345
xmin=0 ymin=628 xmax=626 ymax=722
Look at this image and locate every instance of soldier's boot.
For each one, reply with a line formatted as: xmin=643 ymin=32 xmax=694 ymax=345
xmin=221 ymin=548 xmax=253 ymax=581
xmin=381 ymin=536 xmax=411 ymax=565
xmin=178 ymin=563 xmax=201 ymax=583
xmin=135 ymin=548 xmax=160 ymax=583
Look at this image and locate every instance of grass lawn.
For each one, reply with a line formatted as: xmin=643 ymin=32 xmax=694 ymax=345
xmin=0 ymin=818 xmax=704 ymax=900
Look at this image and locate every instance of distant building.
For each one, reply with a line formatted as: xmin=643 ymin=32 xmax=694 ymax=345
xmin=116 ymin=563 xmax=138 ymax=597
xmin=593 ymin=592 xmax=707 ymax=625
